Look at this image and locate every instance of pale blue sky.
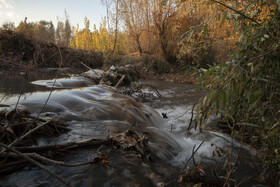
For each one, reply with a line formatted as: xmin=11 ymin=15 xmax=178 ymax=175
xmin=0 ymin=0 xmax=107 ymax=29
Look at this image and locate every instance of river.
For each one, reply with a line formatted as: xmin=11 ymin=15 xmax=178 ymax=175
xmin=0 ymin=69 xmax=262 ymax=186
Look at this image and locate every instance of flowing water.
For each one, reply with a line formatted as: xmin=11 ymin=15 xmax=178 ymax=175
xmin=0 ymin=70 xmax=262 ymax=186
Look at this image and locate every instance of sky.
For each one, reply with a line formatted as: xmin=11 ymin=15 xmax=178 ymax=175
xmin=0 ymin=0 xmax=107 ymax=29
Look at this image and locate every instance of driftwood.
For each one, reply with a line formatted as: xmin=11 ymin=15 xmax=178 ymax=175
xmin=120 ymin=83 xmax=161 ymax=102
xmin=114 ymin=75 xmax=125 ymax=89
xmin=80 ymin=61 xmax=93 ymax=71
xmin=14 ymin=138 xmax=109 ymax=153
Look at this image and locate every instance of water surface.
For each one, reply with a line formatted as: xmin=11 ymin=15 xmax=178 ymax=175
xmin=0 ymin=71 xmax=261 ymax=186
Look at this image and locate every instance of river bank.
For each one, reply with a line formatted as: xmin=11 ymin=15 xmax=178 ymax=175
xmin=0 ymin=31 xmax=197 ymax=86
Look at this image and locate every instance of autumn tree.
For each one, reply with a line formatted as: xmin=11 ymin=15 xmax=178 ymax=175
xmin=119 ymin=0 xmax=146 ymax=55
xmin=174 ymin=0 xmax=239 ymax=67
xmin=101 ymin=0 xmax=112 ymax=51
xmin=150 ymin=0 xmax=178 ymax=63
xmin=15 ymin=18 xmax=56 ymax=43
xmin=71 ymin=18 xmax=108 ymax=52
xmin=81 ymin=17 xmax=93 ymax=50
xmin=15 ymin=19 xmax=35 ymax=39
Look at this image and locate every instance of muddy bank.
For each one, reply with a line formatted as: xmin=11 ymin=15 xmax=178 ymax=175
xmin=0 ymin=31 xmax=103 ymax=70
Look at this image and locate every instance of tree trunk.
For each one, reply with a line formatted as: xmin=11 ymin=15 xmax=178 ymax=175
xmin=111 ymin=0 xmax=119 ymax=55
xmin=136 ymin=34 xmax=143 ymax=56
xmin=160 ymin=40 xmax=170 ymax=62
xmin=105 ymin=0 xmax=111 ymax=51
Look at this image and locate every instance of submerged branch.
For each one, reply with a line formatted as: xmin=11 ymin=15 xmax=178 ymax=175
xmin=5 ymin=152 xmax=94 ymax=167
xmin=14 ymin=138 xmax=109 ymax=153
xmin=0 ymin=143 xmax=74 ymax=187
xmin=183 ymin=141 xmax=205 ymax=170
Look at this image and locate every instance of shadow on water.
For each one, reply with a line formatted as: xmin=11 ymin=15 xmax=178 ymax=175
xmin=0 ymin=71 xmax=263 ymax=186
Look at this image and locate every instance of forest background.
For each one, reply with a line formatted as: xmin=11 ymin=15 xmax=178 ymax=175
xmin=1 ymin=0 xmax=239 ymax=68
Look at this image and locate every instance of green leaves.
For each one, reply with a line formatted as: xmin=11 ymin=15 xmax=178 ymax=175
xmin=187 ymin=29 xmax=195 ymax=42
xmin=236 ymin=122 xmax=259 ymax=128
xmin=161 ymin=0 xmax=168 ymax=6
xmin=194 ymin=0 xmax=280 ymax=175
xmin=220 ymin=11 xmax=227 ymax=27
xmin=203 ymin=24 xmax=208 ymax=38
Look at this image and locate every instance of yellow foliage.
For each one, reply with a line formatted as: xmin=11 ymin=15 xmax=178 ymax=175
xmin=70 ymin=17 xmax=128 ymax=55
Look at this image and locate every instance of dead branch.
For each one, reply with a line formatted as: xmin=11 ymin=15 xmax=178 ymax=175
xmin=80 ymin=61 xmax=93 ymax=71
xmin=114 ymin=75 xmax=125 ymax=89
xmin=0 ymin=161 xmax=28 ymax=175
xmin=187 ymin=103 xmax=196 ymax=131
xmin=174 ymin=107 xmax=192 ymax=121
xmin=0 ymin=143 xmax=74 ymax=187
xmin=223 ymin=140 xmax=243 ymax=186
xmin=3 ymin=69 xmax=60 ymax=150
xmin=209 ymin=0 xmax=261 ymax=26
xmin=4 ymin=152 xmax=94 ymax=167
xmin=56 ymin=44 xmax=63 ymax=68
xmin=183 ymin=141 xmax=204 ymax=170
xmin=0 ymin=104 xmax=9 ymax=107
xmin=0 ymin=120 xmax=52 ymax=154
xmin=12 ymin=73 xmax=26 ymax=121
xmin=14 ymin=138 xmax=109 ymax=153
xmin=0 ymin=160 xmax=27 ymax=171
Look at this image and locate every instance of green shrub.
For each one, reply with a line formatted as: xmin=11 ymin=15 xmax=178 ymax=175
xmin=193 ymin=0 xmax=280 ymax=182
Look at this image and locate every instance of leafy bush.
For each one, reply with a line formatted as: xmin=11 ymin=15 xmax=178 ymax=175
xmin=178 ymin=32 xmax=216 ymax=68
xmin=193 ymin=0 xmax=280 ymax=181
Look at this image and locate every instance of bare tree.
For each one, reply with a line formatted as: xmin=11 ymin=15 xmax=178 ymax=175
xmin=64 ymin=10 xmax=71 ymax=47
xmin=151 ymin=0 xmax=177 ymax=63
xmin=56 ymin=11 xmax=72 ymax=47
xmin=101 ymin=0 xmax=112 ymax=51
xmin=119 ymin=0 xmax=145 ymax=56
xmin=56 ymin=19 xmax=64 ymax=46
xmin=111 ymin=0 xmax=119 ymax=55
